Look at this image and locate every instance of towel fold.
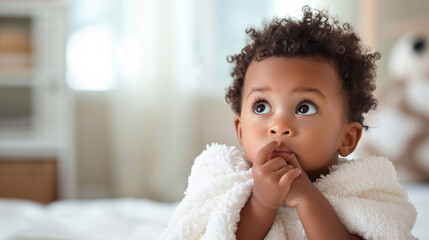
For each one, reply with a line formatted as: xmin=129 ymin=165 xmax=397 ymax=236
xmin=161 ymin=143 xmax=417 ymax=240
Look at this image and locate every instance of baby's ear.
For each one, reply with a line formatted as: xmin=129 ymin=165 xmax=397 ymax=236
xmin=234 ymin=114 xmax=243 ymax=146
xmin=338 ymin=122 xmax=363 ymax=157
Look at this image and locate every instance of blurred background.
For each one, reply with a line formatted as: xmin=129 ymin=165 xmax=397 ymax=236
xmin=0 ymin=0 xmax=428 ymax=204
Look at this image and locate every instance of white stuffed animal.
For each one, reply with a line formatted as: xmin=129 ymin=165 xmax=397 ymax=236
xmin=357 ymin=31 xmax=429 ymax=182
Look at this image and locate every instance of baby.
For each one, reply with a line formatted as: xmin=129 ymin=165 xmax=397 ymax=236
xmin=161 ymin=6 xmax=417 ymax=240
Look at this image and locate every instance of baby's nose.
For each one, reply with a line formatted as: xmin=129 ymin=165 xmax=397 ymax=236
xmin=269 ymin=122 xmax=294 ymax=136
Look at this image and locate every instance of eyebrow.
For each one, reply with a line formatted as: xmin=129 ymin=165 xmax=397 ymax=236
xmin=246 ymin=86 xmax=271 ymax=99
xmin=246 ymin=86 xmax=326 ymax=100
xmin=294 ymin=87 xmax=327 ymax=99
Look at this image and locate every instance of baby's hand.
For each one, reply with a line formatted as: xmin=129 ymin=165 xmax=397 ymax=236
xmin=283 ymin=155 xmax=316 ymax=208
xmin=251 ymin=140 xmax=301 ymax=210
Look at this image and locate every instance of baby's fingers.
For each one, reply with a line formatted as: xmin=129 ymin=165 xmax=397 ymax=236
xmin=254 ymin=140 xmax=281 ymax=166
xmin=286 ymin=154 xmax=302 ymax=170
xmin=279 ymin=168 xmax=301 ymax=188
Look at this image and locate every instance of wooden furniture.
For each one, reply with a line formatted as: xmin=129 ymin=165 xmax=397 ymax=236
xmin=0 ymin=1 xmax=74 ymax=203
xmin=0 ymin=158 xmax=57 ymax=203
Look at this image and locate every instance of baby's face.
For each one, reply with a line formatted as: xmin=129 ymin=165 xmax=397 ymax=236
xmin=234 ymin=57 xmax=353 ymax=180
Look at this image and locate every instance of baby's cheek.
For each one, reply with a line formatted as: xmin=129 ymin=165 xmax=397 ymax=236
xmin=299 ymin=146 xmax=338 ymax=171
xmin=241 ymin=142 xmax=255 ymax=164
xmin=246 ymin=148 xmax=258 ymax=165
xmin=243 ymin=141 xmax=265 ymax=165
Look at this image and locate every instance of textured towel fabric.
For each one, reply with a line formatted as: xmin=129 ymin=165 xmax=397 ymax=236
xmin=160 ymin=143 xmax=417 ymax=240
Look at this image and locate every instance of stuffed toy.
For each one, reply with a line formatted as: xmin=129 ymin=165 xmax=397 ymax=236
xmin=358 ymin=30 xmax=429 ymax=182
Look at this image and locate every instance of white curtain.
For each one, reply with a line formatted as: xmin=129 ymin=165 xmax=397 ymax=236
xmin=67 ymin=0 xmax=239 ymax=202
xmin=107 ymin=0 xmax=202 ymax=201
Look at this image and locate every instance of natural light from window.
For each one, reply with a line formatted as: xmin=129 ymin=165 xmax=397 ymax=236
xmin=66 ymin=25 xmax=114 ymax=91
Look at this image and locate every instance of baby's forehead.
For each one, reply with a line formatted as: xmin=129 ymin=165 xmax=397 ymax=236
xmin=247 ymin=55 xmax=338 ymax=75
xmin=243 ymin=57 xmax=342 ymax=90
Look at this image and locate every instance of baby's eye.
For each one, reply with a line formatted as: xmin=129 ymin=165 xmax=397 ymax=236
xmin=296 ymin=102 xmax=318 ymax=115
xmin=253 ymin=102 xmax=271 ymax=115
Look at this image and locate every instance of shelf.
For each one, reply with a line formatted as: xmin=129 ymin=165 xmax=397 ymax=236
xmin=0 ymin=0 xmax=73 ymax=199
xmin=0 ymin=87 xmax=32 ymax=123
xmin=0 ymin=138 xmax=62 ymax=157
xmin=0 ymin=14 xmax=34 ymax=86
xmin=0 ymin=53 xmax=32 ymax=70
xmin=0 ymin=75 xmax=33 ymax=86
xmin=0 ymin=117 xmax=31 ymax=130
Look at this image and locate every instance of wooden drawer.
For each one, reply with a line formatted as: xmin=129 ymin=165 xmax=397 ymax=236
xmin=0 ymin=157 xmax=57 ymax=204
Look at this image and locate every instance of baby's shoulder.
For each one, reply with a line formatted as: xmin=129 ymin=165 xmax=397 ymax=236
xmin=317 ymin=155 xmax=402 ymax=195
xmin=332 ymin=155 xmax=394 ymax=174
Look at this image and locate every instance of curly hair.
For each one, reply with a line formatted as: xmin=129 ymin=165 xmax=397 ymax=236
xmin=225 ymin=6 xmax=380 ymax=130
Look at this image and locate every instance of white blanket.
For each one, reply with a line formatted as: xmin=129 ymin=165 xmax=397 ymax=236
xmin=161 ymin=143 xmax=417 ymax=240
xmin=0 ymin=198 xmax=177 ymax=240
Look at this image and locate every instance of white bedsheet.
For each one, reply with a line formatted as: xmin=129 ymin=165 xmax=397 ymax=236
xmin=0 ymin=184 xmax=428 ymax=240
xmin=0 ymin=198 xmax=178 ymax=240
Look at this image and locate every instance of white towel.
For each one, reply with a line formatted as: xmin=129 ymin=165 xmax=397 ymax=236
xmin=160 ymin=143 xmax=417 ymax=240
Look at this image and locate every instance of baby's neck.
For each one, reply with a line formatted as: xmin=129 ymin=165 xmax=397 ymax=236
xmin=307 ymin=158 xmax=339 ymax=182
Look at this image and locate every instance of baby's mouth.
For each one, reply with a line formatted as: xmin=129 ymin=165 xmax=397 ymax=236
xmin=270 ymin=151 xmax=294 ymax=161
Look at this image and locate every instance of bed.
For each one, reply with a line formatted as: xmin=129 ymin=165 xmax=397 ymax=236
xmin=1 ymin=184 xmax=428 ymax=240
xmin=0 ymin=198 xmax=178 ymax=240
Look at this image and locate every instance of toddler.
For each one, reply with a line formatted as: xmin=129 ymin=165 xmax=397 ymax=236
xmin=161 ymin=6 xmax=417 ymax=240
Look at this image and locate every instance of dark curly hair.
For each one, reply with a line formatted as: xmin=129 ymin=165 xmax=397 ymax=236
xmin=225 ymin=6 xmax=380 ymax=130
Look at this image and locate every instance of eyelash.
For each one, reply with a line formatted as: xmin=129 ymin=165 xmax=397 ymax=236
xmin=251 ymin=97 xmax=269 ymax=110
xmin=299 ymin=98 xmax=319 ymax=111
xmin=252 ymin=97 xmax=267 ymax=106
xmin=251 ymin=97 xmax=319 ymax=112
